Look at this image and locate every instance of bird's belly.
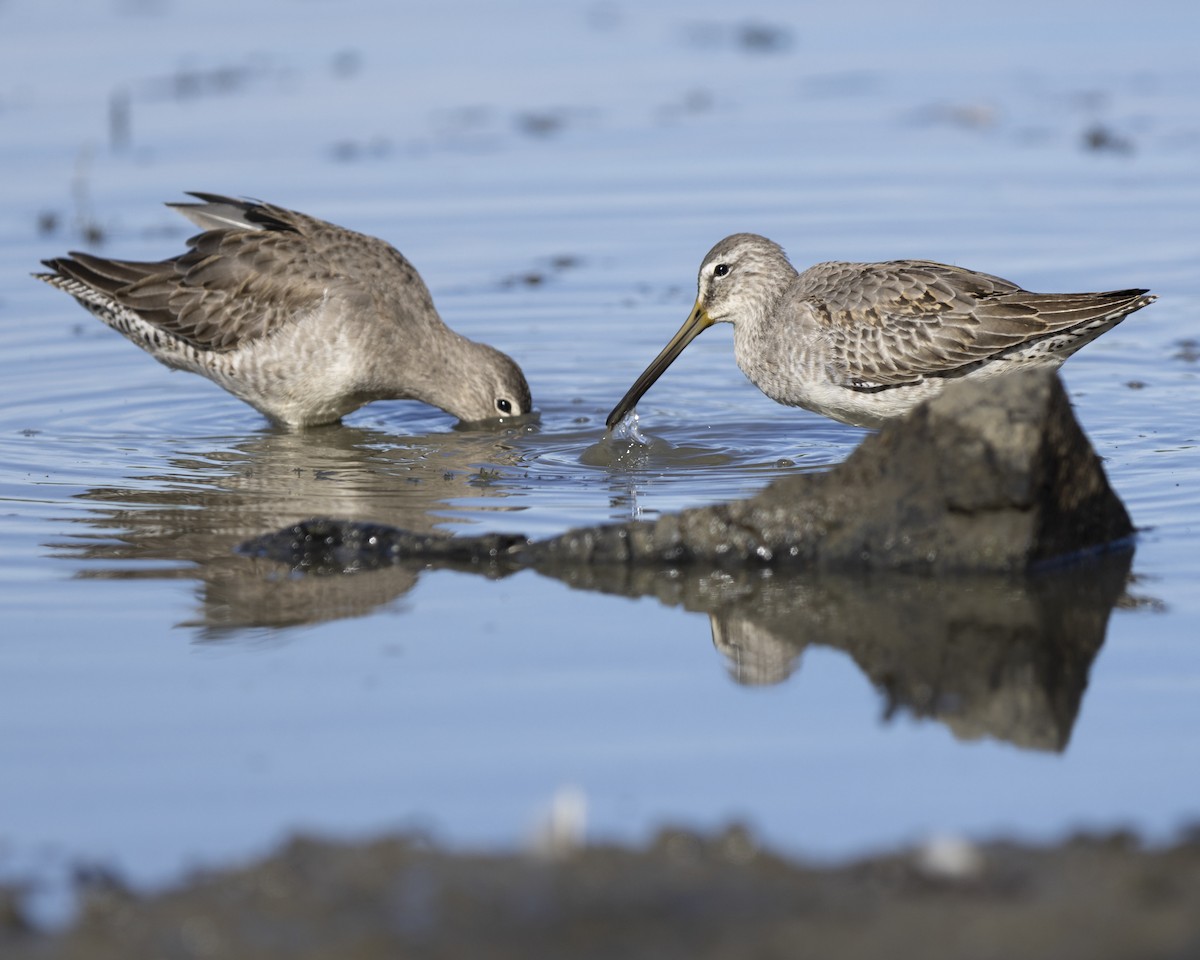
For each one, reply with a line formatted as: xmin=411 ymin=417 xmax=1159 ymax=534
xmin=761 ymin=359 xmax=1050 ymax=428
xmin=756 ymin=370 xmax=945 ymax=428
xmin=205 ymin=344 xmax=373 ymax=427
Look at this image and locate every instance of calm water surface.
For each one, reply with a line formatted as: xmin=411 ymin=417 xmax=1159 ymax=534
xmin=1 ymin=0 xmax=1198 ymax=916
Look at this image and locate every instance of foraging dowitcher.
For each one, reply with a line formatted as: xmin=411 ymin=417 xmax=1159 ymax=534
xmin=607 ymin=233 xmax=1154 ymax=429
xmin=37 ymin=193 xmax=532 ymax=427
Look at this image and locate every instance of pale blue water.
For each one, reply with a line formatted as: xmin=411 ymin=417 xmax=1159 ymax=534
xmin=1 ymin=0 xmax=1198 ymax=919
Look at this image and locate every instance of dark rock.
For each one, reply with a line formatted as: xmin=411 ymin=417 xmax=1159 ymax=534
xmin=529 ymin=368 xmax=1132 ymax=573
xmin=242 ymin=369 xmax=1132 ymax=576
xmin=238 ymin=518 xmax=528 ymax=575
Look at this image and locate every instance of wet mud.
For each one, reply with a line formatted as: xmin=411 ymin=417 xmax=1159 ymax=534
xmin=5 ymin=828 xmax=1199 ymax=960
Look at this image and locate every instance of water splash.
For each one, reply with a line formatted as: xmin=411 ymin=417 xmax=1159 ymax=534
xmin=578 ymin=409 xmax=671 ymax=468
xmin=608 ymin=409 xmax=647 ymax=444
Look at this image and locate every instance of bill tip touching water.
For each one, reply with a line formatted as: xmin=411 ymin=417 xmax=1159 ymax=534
xmin=35 ymin=193 xmax=533 ymax=428
xmin=605 ymin=232 xmax=1156 ymax=431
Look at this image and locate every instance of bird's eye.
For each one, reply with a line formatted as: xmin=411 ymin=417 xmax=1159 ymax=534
xmin=713 ymin=263 xmax=730 ymax=277
xmin=497 ymin=398 xmax=513 ymax=414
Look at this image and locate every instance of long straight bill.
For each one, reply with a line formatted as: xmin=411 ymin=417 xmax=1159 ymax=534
xmin=605 ymin=303 xmax=714 ymax=429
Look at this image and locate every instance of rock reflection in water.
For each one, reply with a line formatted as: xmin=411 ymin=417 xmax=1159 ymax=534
xmin=531 ymin=551 xmax=1131 ymax=753
xmin=714 ymin=563 xmax=1129 ymax=751
xmin=237 ymin=514 xmax=1132 ymax=753
xmin=48 ymin=423 xmax=528 ymax=636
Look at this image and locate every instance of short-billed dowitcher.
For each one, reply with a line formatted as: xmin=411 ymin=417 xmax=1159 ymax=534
xmin=607 ymin=233 xmax=1154 ymax=429
xmin=37 ymin=193 xmax=532 ymax=427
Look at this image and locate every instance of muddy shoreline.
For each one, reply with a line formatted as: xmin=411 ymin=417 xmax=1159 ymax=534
xmin=6 ymin=827 xmax=1199 ymax=959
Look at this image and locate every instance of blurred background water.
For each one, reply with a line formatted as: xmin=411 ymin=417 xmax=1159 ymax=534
xmin=1 ymin=0 xmax=1198 ymax=921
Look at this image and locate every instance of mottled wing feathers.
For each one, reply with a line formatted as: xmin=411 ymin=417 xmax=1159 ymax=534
xmin=38 ymin=195 xmax=428 ymax=354
xmin=797 ymin=260 xmax=1149 ymax=388
xmin=41 ymin=231 xmax=329 ymax=352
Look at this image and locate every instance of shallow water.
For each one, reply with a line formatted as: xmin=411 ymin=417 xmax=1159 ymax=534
xmin=2 ymin=0 xmax=1199 ymax=918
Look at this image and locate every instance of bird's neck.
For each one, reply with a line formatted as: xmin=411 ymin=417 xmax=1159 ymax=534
xmin=735 ymin=265 xmax=797 ymax=331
